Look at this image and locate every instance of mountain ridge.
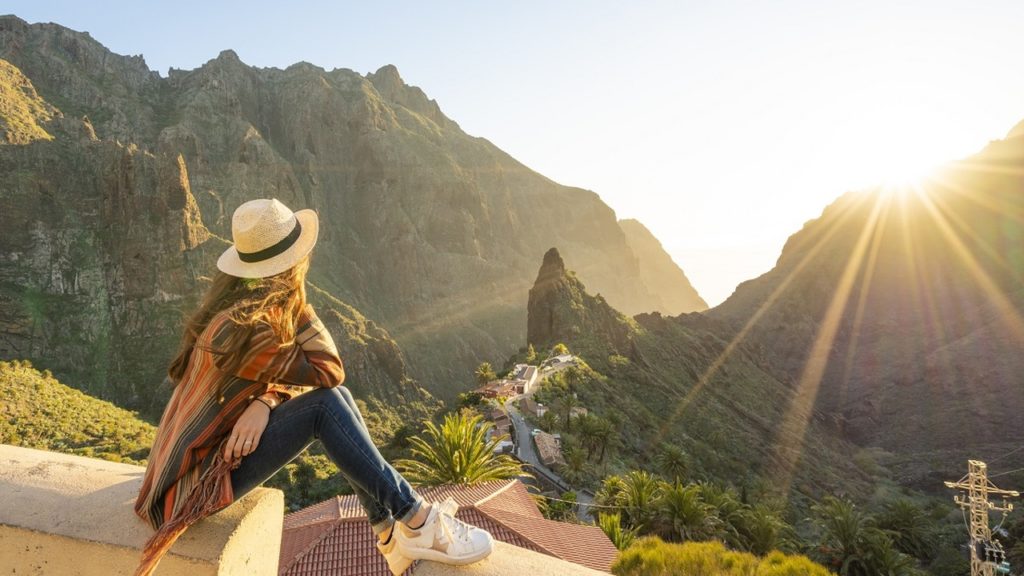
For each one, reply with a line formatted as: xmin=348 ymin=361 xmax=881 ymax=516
xmin=0 ymin=14 xmax=708 ymax=405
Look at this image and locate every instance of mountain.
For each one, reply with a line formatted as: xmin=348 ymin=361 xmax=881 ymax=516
xmin=0 ymin=53 xmax=438 ymax=425
xmin=709 ymin=135 xmax=1024 ymax=488
xmin=526 ymin=247 xmax=874 ymax=502
xmin=619 ymin=219 xmax=708 ymax=313
xmin=0 ymin=15 xmax=706 ymax=403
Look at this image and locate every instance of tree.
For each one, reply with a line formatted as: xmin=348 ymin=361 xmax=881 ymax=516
xmin=557 ymin=392 xmax=581 ymax=432
xmin=599 ymin=511 xmax=640 ymax=551
xmin=810 ymin=496 xmax=919 ymax=576
xmin=563 ymin=365 xmax=585 ymax=394
xmin=576 ymin=413 xmax=601 ymax=459
xmin=617 ymin=470 xmax=663 ymax=532
xmin=876 ymin=499 xmax=935 ymax=561
xmin=525 ymin=343 xmax=537 ymax=364
xmin=739 ymin=503 xmax=795 ymax=555
xmin=541 ymin=490 xmax=578 ymax=522
xmin=394 ymin=411 xmax=527 ymax=486
xmin=655 ymin=444 xmax=689 ymax=483
xmin=654 ymin=480 xmax=720 ymax=543
xmin=539 ymin=410 xmax=559 ymax=432
xmin=552 ymin=343 xmax=569 ymax=356
xmin=592 ymin=417 xmax=614 ymax=463
xmin=698 ymin=481 xmax=744 ymax=548
xmin=562 ymin=445 xmax=588 ymax=484
xmin=474 ymin=362 xmax=497 ymax=386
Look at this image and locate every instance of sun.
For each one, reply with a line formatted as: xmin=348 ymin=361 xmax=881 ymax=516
xmin=875 ymin=153 xmax=941 ymax=191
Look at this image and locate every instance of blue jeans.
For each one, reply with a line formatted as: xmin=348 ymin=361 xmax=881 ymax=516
xmin=230 ymin=386 xmax=425 ymax=535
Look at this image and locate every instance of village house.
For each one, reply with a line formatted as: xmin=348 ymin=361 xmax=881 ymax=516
xmin=475 ymin=378 xmax=517 ymax=399
xmin=533 ymin=430 xmax=566 ymax=468
xmin=519 ymin=396 xmax=547 ymax=417
xmin=278 ymin=479 xmax=618 ymax=575
xmin=511 ymin=363 xmax=539 ymax=394
xmin=485 ymin=407 xmax=512 ymax=440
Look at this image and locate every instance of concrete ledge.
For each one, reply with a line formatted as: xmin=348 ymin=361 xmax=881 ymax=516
xmin=412 ymin=540 xmax=610 ymax=575
xmin=0 ymin=444 xmax=284 ymax=575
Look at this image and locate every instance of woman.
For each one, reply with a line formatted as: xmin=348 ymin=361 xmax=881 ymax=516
xmin=133 ymin=198 xmax=493 ymax=576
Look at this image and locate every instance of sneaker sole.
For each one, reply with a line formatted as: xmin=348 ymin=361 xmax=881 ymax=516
xmin=386 ymin=555 xmax=414 ymax=576
xmin=397 ymin=539 xmax=494 ymax=565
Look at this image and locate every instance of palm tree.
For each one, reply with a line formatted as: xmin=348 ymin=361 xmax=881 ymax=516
xmin=539 ymin=409 xmax=559 ymax=432
xmin=474 ymin=362 xmax=497 ymax=386
xmin=557 ymin=392 xmax=581 ymax=432
xmin=810 ymin=496 xmax=875 ymax=575
xmin=598 ymin=511 xmax=640 ymax=551
xmin=562 ymin=445 xmax=588 ymax=484
xmin=617 ymin=470 xmax=663 ymax=532
xmin=655 ymin=444 xmax=689 ymax=483
xmin=698 ymin=481 xmax=744 ymax=548
xmin=575 ymin=413 xmax=600 ymax=459
xmin=740 ymin=503 xmax=795 ymax=555
xmin=876 ymin=499 xmax=934 ymax=560
xmin=595 ymin=474 xmax=627 ymax=508
xmin=394 ymin=411 xmax=527 ymax=486
xmin=654 ymin=480 xmax=720 ymax=542
xmin=593 ymin=417 xmax=614 ymax=463
xmin=563 ymin=365 xmax=585 ymax=394
xmin=810 ymin=496 xmax=918 ymax=576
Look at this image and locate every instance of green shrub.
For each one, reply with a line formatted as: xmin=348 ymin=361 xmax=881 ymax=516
xmin=612 ymin=536 xmax=833 ymax=576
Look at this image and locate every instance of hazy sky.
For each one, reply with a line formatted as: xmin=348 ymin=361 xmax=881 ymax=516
xmin=10 ymin=1 xmax=1024 ymax=305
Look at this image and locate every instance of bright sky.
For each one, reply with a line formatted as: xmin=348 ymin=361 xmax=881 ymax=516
xmin=10 ymin=1 xmax=1024 ymax=306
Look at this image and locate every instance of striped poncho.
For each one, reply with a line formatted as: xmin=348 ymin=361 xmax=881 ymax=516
xmin=133 ymin=302 xmax=344 ymax=574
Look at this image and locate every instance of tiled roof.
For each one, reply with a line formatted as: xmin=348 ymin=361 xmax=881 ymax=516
xmin=279 ymin=479 xmax=616 ymax=575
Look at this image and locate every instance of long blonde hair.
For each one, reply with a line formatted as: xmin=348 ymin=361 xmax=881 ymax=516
xmin=167 ymin=254 xmax=310 ymax=388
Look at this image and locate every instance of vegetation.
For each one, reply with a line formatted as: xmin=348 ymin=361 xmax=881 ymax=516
xmin=0 ymin=59 xmax=57 ymax=144
xmin=612 ymin=536 xmax=834 ymax=576
xmin=394 ymin=409 xmax=527 ymax=486
xmin=808 ymin=496 xmax=920 ymax=575
xmin=474 ymin=362 xmax=497 ymax=386
xmin=0 ymin=360 xmax=155 ymax=464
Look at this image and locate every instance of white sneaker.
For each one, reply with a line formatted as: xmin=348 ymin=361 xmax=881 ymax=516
xmin=376 ymin=524 xmax=415 ymax=576
xmin=396 ymin=497 xmax=494 ymax=565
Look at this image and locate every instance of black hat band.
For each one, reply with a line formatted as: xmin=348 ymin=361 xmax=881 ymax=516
xmin=237 ymin=219 xmax=302 ymax=263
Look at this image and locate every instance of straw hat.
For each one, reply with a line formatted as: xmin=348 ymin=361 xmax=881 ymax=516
xmin=216 ymin=198 xmax=319 ymax=278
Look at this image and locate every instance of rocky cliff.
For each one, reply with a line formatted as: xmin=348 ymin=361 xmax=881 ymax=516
xmin=0 ymin=57 xmax=436 ymax=424
xmin=0 ymin=14 xmax=706 ymax=402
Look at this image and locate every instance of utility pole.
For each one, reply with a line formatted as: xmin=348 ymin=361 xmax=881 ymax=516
xmin=945 ymin=460 xmax=1019 ymax=576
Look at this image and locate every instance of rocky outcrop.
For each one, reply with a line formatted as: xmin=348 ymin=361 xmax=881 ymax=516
xmin=0 ymin=15 xmax=705 ymax=401
xmin=526 ymin=247 xmax=635 ymax=355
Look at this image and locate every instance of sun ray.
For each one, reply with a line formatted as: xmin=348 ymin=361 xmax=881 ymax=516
xmin=770 ymin=192 xmax=886 ymax=498
xmin=652 ymin=192 xmax=872 ymax=443
xmin=835 ymin=192 xmax=892 ymax=415
xmin=916 ymin=189 xmax=1024 ymax=345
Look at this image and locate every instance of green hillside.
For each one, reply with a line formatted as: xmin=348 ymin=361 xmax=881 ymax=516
xmin=0 ymin=359 xmax=155 ymax=463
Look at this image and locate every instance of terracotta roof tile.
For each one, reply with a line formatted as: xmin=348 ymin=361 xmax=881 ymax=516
xmin=280 ymin=479 xmax=616 ymax=575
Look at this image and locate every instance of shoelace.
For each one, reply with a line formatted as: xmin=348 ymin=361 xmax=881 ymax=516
xmin=436 ymin=497 xmax=473 ymax=544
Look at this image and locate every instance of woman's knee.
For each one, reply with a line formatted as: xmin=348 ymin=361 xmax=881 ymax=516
xmin=307 ymin=386 xmax=354 ymax=417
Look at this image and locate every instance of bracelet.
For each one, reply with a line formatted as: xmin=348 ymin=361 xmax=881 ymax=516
xmin=254 ymin=396 xmax=276 ymax=411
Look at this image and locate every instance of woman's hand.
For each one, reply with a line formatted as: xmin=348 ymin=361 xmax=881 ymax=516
xmin=224 ymin=400 xmax=271 ymax=460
